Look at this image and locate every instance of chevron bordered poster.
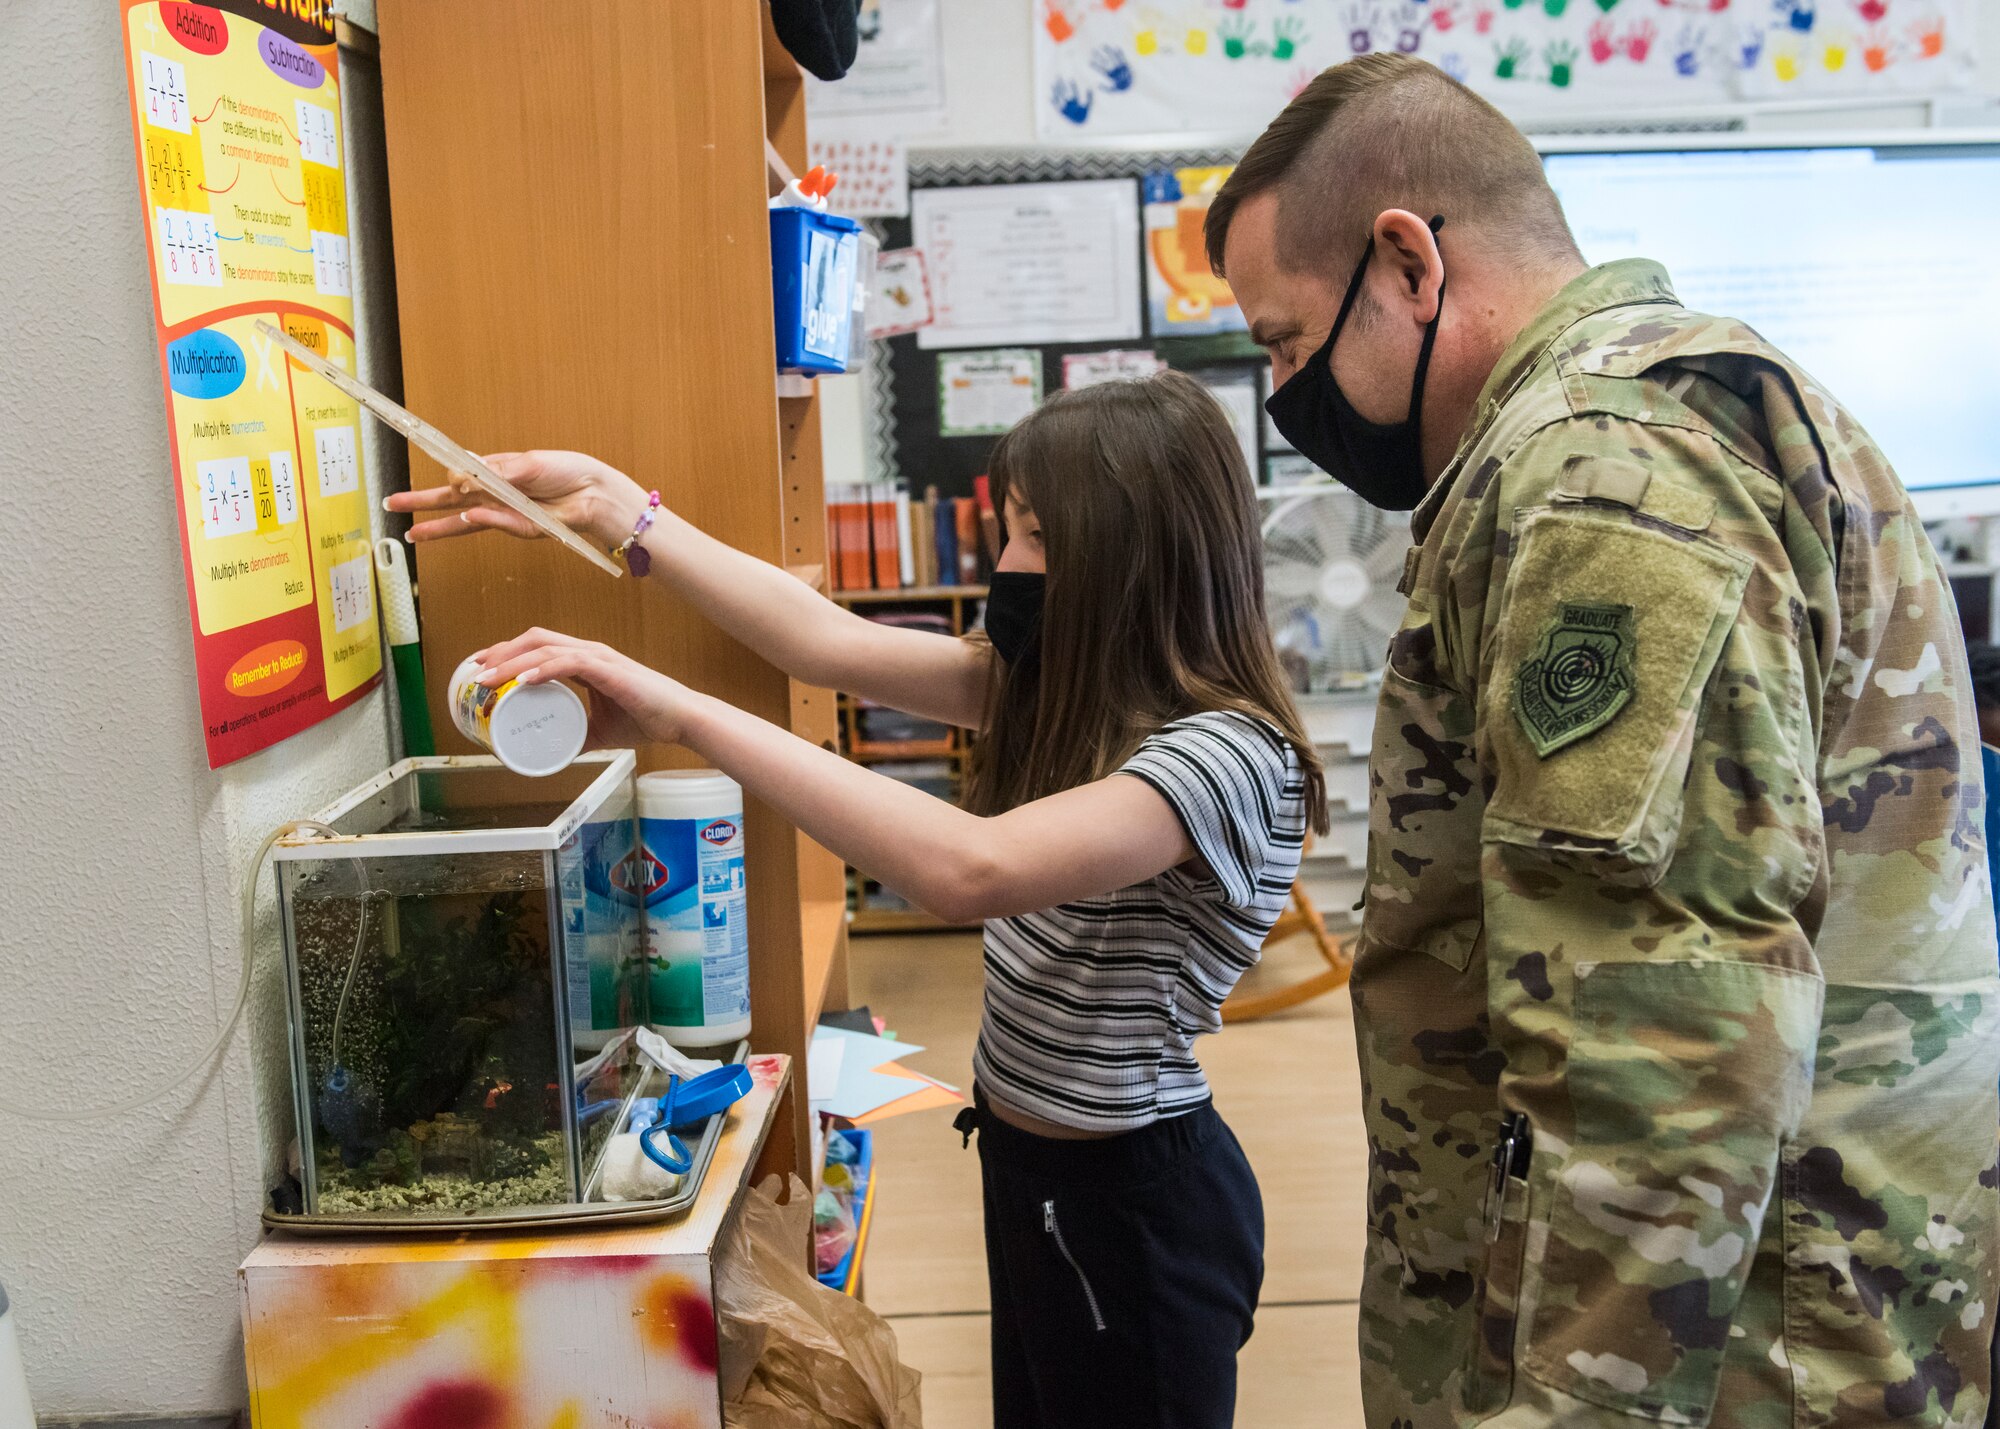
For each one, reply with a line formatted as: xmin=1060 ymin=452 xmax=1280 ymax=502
xmin=120 ymin=0 xmax=380 ymax=767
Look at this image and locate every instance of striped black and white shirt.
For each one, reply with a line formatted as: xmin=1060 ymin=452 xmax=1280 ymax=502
xmin=972 ymin=710 xmax=1309 ymax=1132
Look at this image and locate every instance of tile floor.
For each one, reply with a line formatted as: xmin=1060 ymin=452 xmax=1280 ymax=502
xmin=847 ymin=930 xmax=1370 ymax=1428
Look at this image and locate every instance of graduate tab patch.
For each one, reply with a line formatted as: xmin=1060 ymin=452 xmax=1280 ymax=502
xmin=1516 ymin=602 xmax=1635 ymax=757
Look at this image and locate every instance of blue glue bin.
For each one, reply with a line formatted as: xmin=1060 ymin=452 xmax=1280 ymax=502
xmin=771 ymin=206 xmax=863 ymax=375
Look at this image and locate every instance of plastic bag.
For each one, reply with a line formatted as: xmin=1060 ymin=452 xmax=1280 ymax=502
xmin=716 ymin=1174 xmax=924 ymax=1429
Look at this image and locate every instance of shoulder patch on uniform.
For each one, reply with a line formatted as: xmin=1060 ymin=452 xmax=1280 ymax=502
xmin=1516 ymin=602 xmax=1635 ymax=757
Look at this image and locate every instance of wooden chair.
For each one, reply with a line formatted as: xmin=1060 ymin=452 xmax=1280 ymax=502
xmin=1221 ymin=839 xmax=1355 ymax=1024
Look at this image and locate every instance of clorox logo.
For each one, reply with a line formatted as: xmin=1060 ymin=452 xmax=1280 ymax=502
xmin=615 ymin=848 xmax=671 ymax=900
xmin=701 ymin=820 xmax=738 ymax=846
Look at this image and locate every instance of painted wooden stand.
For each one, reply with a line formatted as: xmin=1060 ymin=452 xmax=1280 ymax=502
xmin=240 ymin=1056 xmax=791 ymax=1429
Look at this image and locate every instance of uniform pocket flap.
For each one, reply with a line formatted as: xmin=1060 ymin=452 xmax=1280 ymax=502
xmin=1485 ymin=508 xmax=1751 ymax=873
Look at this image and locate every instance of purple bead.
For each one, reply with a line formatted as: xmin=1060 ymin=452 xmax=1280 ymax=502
xmin=626 ymin=543 xmax=651 ymax=577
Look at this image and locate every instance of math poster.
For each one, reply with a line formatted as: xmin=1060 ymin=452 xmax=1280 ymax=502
xmin=120 ymin=0 xmax=380 ymax=768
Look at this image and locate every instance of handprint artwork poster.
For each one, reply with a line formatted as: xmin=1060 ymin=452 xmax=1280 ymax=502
xmin=1032 ymin=0 xmax=1976 ymax=138
xmin=1144 ymin=166 xmax=1251 ymax=336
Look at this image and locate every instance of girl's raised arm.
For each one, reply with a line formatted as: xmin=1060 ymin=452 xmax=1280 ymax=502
xmin=475 ymin=630 xmax=1198 ymax=923
xmin=388 ymin=450 xmax=994 ymax=729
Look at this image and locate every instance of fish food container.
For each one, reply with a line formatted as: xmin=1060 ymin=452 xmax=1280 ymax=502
xmin=449 ymin=655 xmax=589 ymax=777
xmin=272 ymin=752 xmax=650 ymax=1222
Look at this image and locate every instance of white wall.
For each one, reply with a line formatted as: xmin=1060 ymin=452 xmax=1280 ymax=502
xmin=816 ymin=0 xmax=2000 ymax=487
xmin=0 ymin=4 xmax=398 ymax=1417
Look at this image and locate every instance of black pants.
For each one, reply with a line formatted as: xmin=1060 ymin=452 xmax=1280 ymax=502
xmin=963 ymin=1088 xmax=1265 ymax=1429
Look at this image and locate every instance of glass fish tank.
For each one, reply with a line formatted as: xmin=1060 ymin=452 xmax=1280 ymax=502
xmin=272 ymin=752 xmax=649 ymax=1221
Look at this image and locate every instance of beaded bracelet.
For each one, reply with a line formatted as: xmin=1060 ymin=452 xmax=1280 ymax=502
xmin=613 ymin=490 xmax=662 ymax=576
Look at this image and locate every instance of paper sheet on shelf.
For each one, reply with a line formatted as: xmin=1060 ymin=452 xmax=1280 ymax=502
xmin=808 ymin=1035 xmax=848 ymax=1103
xmin=849 ymin=1064 xmax=963 ymax=1125
xmin=815 ymin=1024 xmax=925 ymax=1072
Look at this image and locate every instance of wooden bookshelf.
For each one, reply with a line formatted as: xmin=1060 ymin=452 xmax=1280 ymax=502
xmin=831 ymin=585 xmax=987 ymax=933
xmin=375 ymin=0 xmax=847 ymax=1195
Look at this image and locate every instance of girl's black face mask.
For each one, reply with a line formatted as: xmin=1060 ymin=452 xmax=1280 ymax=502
xmin=1263 ymin=215 xmax=1446 ymax=513
xmin=984 ymin=570 xmax=1045 ymax=672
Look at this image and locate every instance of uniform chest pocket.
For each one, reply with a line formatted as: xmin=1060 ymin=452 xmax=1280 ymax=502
xmin=1366 ymin=601 xmax=1485 ymax=970
xmin=1483 ymin=507 xmax=1751 ymax=882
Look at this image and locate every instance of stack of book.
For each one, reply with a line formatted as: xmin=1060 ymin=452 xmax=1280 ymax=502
xmin=826 ymin=482 xmax=999 ymax=591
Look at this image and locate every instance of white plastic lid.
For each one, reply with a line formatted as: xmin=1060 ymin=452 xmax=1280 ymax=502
xmin=490 ymin=681 xmax=589 ymax=777
xmin=638 ymin=769 xmax=742 ymax=819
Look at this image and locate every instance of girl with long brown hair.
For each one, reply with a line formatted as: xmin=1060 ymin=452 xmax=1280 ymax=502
xmin=390 ymin=370 xmax=1327 ymax=1429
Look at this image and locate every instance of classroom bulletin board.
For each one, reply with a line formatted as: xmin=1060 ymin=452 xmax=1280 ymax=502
xmin=870 ymin=148 xmax=1313 ymax=503
xmin=120 ymin=0 xmax=381 ymax=768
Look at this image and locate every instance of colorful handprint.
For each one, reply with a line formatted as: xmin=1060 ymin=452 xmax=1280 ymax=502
xmin=1909 ymin=13 xmax=1943 ymax=56
xmin=1589 ymin=19 xmax=1618 ymax=59
xmin=1735 ymin=22 xmax=1765 ymax=63
xmin=1773 ymin=41 xmax=1801 ymax=77
xmin=1045 ymin=0 xmax=1078 ymax=42
xmin=1861 ymin=24 xmax=1892 ymax=67
xmin=1185 ymin=21 xmax=1210 ymax=54
xmin=1218 ymin=15 xmax=1264 ymax=57
xmin=1051 ymin=76 xmax=1094 ymax=122
xmin=1272 ymin=15 xmax=1309 ymax=58
xmin=1395 ymin=3 xmax=1426 ymax=50
xmin=1853 ymin=0 xmax=1887 ymax=20
xmin=1543 ymin=0 xmax=1572 ymax=19
xmin=1091 ymin=44 xmax=1135 ymax=88
xmin=1544 ymin=38 xmax=1579 ymax=83
xmin=1431 ymin=3 xmax=1460 ymax=32
xmin=1441 ymin=50 xmax=1471 ymax=79
xmin=1775 ymin=0 xmax=1816 ymax=30
xmin=1596 ymin=0 xmax=1624 ymax=11
xmin=1673 ymin=22 xmax=1706 ymax=69
xmin=1475 ymin=5 xmax=1497 ymax=30
xmin=1495 ymin=35 xmax=1530 ymax=74
xmin=1821 ymin=31 xmax=1848 ymax=66
xmin=1622 ymin=18 xmax=1657 ymax=57
xmin=1347 ymin=3 xmax=1381 ymax=52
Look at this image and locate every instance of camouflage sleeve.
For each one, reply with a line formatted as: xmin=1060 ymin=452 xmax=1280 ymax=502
xmin=1466 ymin=423 xmax=1825 ymax=1424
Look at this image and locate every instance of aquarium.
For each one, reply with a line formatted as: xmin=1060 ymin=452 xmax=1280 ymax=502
xmin=273 ymin=753 xmax=649 ymax=1220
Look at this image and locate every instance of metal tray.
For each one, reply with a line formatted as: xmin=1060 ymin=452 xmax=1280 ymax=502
xmin=262 ymin=1042 xmax=749 ymax=1237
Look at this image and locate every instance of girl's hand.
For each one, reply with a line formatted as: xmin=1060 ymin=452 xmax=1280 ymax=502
xmin=387 ymin=450 xmax=650 ymax=550
xmin=474 ymin=629 xmax=698 ymax=748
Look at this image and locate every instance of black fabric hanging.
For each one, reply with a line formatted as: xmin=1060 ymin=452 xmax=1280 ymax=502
xmin=769 ymin=0 xmax=861 ymax=81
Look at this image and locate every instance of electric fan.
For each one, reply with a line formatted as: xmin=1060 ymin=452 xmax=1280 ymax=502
xmin=1259 ymin=485 xmax=1409 ymax=693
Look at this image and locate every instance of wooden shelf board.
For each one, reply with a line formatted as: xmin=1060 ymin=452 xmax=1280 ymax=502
xmin=834 ymin=584 xmax=989 ymax=604
xmin=759 ymin=3 xmax=805 ymax=83
xmin=802 ymin=896 xmax=846 ymax=1026
xmin=850 ymin=740 xmax=956 ymax=762
xmin=786 ymin=562 xmax=826 ymax=594
xmin=849 ymin=907 xmax=979 ymax=935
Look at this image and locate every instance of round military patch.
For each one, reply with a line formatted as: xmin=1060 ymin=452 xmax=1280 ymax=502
xmin=1516 ymin=602 xmax=1636 ymax=757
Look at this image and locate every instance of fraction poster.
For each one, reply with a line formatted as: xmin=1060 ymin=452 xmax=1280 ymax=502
xmin=120 ymin=0 xmax=380 ymax=768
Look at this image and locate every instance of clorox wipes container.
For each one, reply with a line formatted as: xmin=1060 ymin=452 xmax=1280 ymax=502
xmin=637 ymin=771 xmax=752 ymax=1047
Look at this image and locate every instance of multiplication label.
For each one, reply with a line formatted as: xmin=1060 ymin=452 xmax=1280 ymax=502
xmin=198 ymin=456 xmax=256 ymax=538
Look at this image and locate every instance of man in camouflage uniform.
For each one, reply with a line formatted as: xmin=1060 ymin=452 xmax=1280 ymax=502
xmin=1211 ymin=54 xmax=1999 ymax=1426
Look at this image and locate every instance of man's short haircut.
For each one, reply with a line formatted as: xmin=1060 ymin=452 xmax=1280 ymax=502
xmin=1206 ymin=54 xmax=1580 ymax=280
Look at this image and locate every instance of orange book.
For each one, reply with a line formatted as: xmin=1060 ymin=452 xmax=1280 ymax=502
xmin=824 ymin=490 xmax=845 ymax=591
xmin=954 ymin=497 xmax=980 ymax=584
xmin=835 ymin=486 xmax=871 ymax=593
xmin=870 ymin=483 xmax=901 ymax=591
